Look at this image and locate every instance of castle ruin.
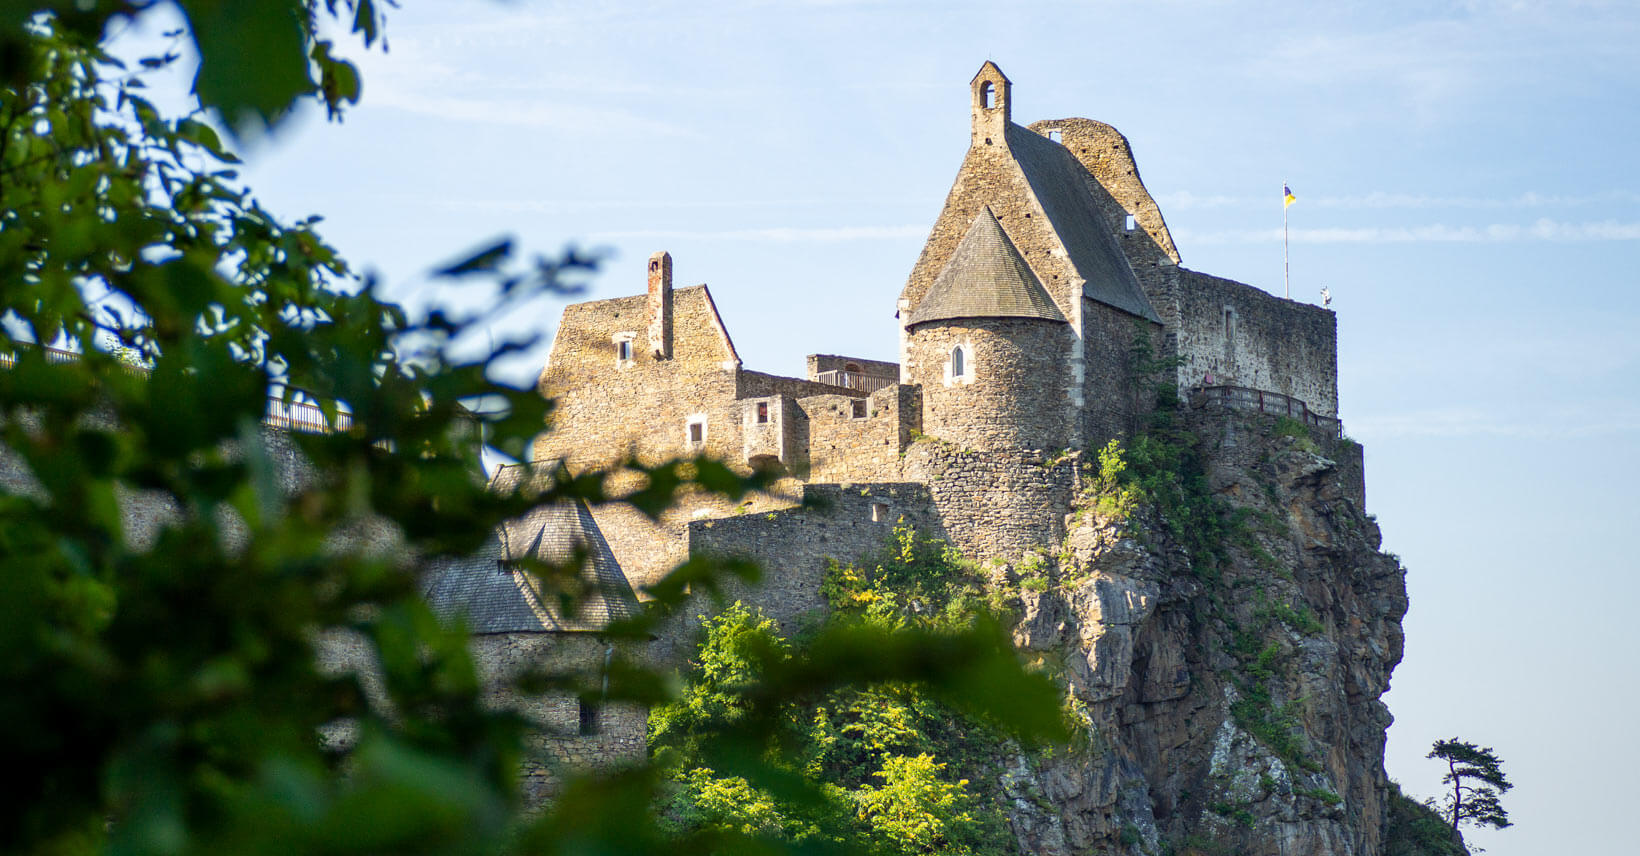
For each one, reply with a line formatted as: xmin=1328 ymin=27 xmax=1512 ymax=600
xmin=527 ymin=62 xmax=1344 ymax=630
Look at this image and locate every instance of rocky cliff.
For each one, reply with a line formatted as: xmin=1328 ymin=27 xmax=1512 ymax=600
xmin=997 ymin=409 xmax=1406 ymax=855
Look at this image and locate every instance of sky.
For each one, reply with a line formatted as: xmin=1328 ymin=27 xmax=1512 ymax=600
xmin=115 ymin=2 xmax=1639 ymax=853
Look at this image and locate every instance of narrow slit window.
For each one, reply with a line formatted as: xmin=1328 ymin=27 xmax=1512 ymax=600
xmin=756 ymin=402 xmax=769 ymax=424
xmin=950 ymin=345 xmax=966 ymax=379
xmin=617 ymin=340 xmax=633 ymax=361
xmin=579 ymin=700 xmax=600 ymax=736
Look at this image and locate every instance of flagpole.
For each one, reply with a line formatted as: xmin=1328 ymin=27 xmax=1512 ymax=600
xmin=1283 ymin=180 xmax=1290 ymax=299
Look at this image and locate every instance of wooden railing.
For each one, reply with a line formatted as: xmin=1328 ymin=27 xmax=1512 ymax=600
xmin=1188 ymin=385 xmax=1341 ymax=438
xmin=814 ymin=369 xmax=896 ymax=394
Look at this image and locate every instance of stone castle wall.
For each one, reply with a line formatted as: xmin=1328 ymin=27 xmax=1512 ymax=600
xmin=534 ymin=286 xmax=743 ymax=471
xmin=682 ymin=483 xmax=938 ymax=633
xmin=1080 ymin=298 xmax=1158 ymax=447
xmin=900 ymin=442 xmax=1078 ymax=562
xmin=1174 ymin=270 xmax=1339 ymax=418
xmin=800 ymin=383 xmax=920 ymax=483
xmin=907 ymin=317 xmax=1075 ymax=454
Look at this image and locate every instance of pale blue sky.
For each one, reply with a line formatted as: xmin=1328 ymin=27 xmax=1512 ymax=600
xmin=120 ymin=2 xmax=1638 ymax=852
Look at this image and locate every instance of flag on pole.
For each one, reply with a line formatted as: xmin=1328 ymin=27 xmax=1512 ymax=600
xmin=1283 ymin=184 xmax=1297 ymax=208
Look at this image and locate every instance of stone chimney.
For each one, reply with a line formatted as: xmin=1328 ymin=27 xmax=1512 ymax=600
xmin=647 ymin=251 xmax=673 ymax=359
xmin=970 ymin=61 xmax=1011 ymax=149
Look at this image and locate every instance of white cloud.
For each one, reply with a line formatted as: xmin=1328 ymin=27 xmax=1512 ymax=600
xmin=1350 ymin=405 xmax=1640 ymax=440
xmin=1174 ymin=219 xmax=1640 ymax=245
xmin=588 ymin=225 xmax=925 ymax=242
xmin=1156 ymin=190 xmax=1640 ymax=211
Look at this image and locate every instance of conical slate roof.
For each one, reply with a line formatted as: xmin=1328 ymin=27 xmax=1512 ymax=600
xmin=907 ymin=207 xmax=1067 ymax=327
xmin=420 ymin=500 xmax=640 ymax=633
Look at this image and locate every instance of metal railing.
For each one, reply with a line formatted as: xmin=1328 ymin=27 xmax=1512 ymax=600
xmin=1188 ymin=385 xmax=1341 ymax=438
xmin=814 ymin=369 xmax=896 ymax=394
xmin=263 ymin=396 xmax=355 ymax=433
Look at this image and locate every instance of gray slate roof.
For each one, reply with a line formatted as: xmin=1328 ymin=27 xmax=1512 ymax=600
xmin=908 ymin=207 xmax=1068 ymax=327
xmin=420 ymin=500 xmax=640 ymax=634
xmin=1006 ymin=125 xmax=1162 ymax=323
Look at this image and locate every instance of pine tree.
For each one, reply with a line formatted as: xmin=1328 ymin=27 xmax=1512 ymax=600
xmin=1427 ymin=738 xmax=1513 ymax=834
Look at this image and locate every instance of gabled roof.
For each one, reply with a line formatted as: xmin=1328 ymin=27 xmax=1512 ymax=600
xmin=907 ymin=207 xmax=1067 ymax=327
xmin=1005 ymin=125 xmax=1162 ymax=323
xmin=420 ymin=500 xmax=639 ymax=634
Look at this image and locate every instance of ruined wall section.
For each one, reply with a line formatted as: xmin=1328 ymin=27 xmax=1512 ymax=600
xmin=906 ymin=317 xmax=1074 ymax=454
xmin=1175 ymin=270 xmax=1339 ymax=418
xmin=806 ymin=354 xmax=899 ymax=381
xmin=800 ymin=383 xmax=920 ymax=483
xmin=533 ymin=286 xmax=744 ymax=472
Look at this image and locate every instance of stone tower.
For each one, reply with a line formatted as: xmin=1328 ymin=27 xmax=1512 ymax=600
xmin=904 ymin=206 xmax=1073 ymax=454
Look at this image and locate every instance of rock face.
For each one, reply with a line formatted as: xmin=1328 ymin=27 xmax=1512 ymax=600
xmin=997 ymin=410 xmax=1405 ymax=855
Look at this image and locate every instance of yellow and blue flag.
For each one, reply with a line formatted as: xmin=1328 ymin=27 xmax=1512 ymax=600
xmin=1283 ymin=184 xmax=1297 ymax=208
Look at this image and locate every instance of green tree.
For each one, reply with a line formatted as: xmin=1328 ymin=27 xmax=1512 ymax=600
xmin=1 ymin=5 xmax=1063 ymax=855
xmin=1427 ymin=738 xmax=1513 ymax=834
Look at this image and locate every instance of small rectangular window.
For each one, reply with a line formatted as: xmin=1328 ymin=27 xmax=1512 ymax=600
xmin=689 ymin=422 xmax=704 ymax=443
xmin=618 ymin=340 xmax=632 ymax=361
xmin=851 ymin=399 xmax=868 ymax=419
xmin=756 ymin=402 xmax=769 ymax=423
xmin=871 ymin=502 xmax=889 ymax=523
xmin=1047 ymin=128 xmax=1062 ymax=143
xmin=579 ymin=700 xmax=600 ymax=736
xmin=1124 ymin=214 xmax=1137 ymax=231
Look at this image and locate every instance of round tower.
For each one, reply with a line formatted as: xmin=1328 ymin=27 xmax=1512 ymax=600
xmin=904 ymin=207 xmax=1074 ymax=454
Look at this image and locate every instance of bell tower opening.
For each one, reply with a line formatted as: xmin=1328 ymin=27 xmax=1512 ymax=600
xmin=970 ymin=61 xmax=1011 ymax=147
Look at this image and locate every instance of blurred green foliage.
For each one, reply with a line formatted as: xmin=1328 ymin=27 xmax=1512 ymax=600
xmin=652 ymin=528 xmax=1063 ymax=856
xmin=0 ymin=5 xmax=1063 ymax=855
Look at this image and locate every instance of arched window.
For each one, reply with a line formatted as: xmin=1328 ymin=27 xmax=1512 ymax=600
xmin=950 ymin=345 xmax=966 ymax=379
xmin=980 ymin=82 xmax=994 ymax=109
